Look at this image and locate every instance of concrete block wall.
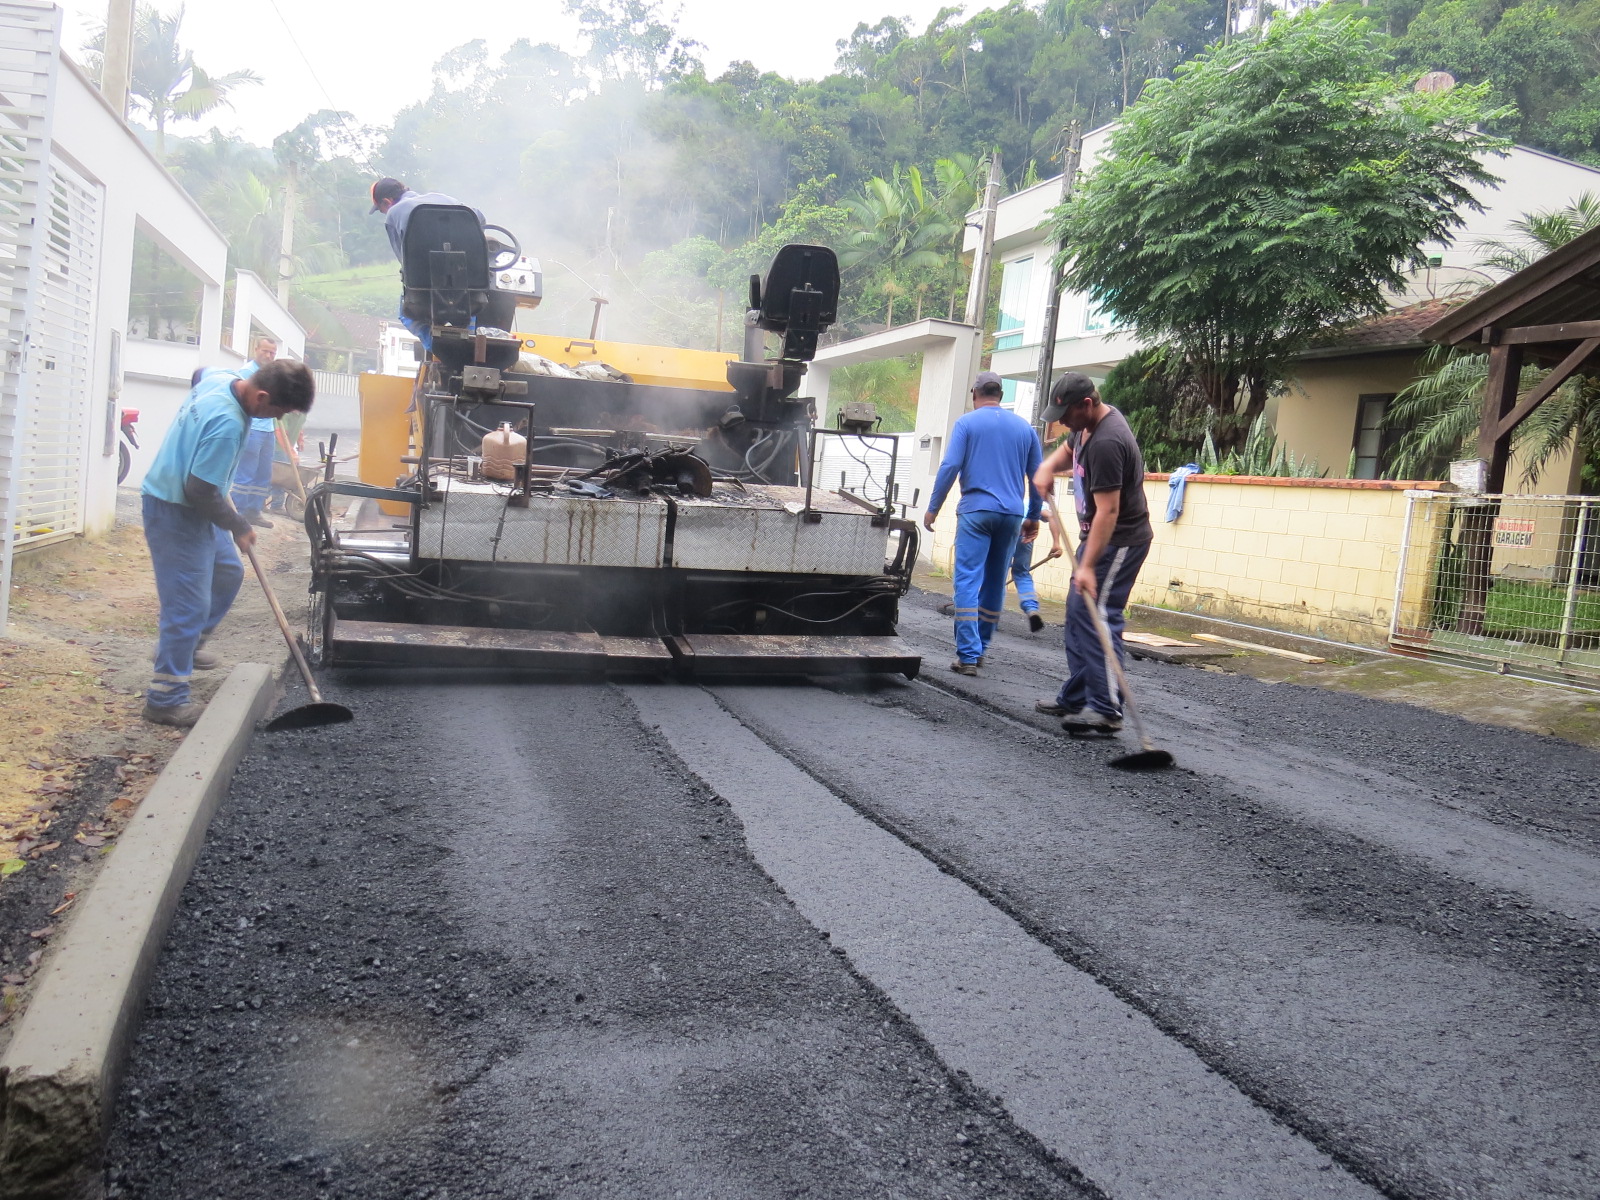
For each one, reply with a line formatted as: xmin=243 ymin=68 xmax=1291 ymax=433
xmin=925 ymin=475 xmax=1447 ymax=647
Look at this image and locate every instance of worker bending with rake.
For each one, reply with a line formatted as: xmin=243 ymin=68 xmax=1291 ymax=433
xmin=923 ymin=371 xmax=1044 ymax=675
xmin=140 ymin=361 xmax=316 ymax=728
xmin=1032 ymin=372 xmax=1153 ymax=734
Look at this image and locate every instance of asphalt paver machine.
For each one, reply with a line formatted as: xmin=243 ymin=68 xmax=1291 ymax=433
xmin=302 ymin=204 xmax=921 ymax=679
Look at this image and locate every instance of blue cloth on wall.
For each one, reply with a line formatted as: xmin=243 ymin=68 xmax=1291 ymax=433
xmin=1166 ymin=463 xmax=1201 ymax=523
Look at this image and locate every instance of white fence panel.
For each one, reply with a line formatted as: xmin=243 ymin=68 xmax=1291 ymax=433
xmin=0 ymin=0 xmax=59 ymax=629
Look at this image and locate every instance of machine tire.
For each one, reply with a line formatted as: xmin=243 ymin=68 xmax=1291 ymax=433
xmin=117 ymin=441 xmax=130 ymax=484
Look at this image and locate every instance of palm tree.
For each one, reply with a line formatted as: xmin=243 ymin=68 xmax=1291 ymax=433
xmin=1388 ymin=195 xmax=1600 ymax=486
xmin=92 ymin=4 xmax=262 ymax=154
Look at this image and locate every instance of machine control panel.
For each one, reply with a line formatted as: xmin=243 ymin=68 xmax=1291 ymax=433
xmin=497 ymin=256 xmax=543 ymax=301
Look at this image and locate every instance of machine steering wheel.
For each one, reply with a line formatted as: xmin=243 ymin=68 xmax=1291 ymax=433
xmin=483 ymin=224 xmax=521 ymax=271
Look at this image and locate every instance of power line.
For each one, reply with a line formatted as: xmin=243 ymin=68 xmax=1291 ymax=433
xmin=260 ymin=0 xmax=378 ymax=173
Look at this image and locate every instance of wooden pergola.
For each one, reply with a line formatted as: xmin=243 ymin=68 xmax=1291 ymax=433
xmin=1422 ymin=222 xmax=1600 ymax=491
xmin=1420 ymin=229 xmax=1600 ymax=633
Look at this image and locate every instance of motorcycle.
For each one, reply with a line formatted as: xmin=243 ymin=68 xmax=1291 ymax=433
xmin=116 ymin=408 xmax=139 ymax=484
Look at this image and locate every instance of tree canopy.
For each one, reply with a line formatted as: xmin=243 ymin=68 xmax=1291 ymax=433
xmin=1052 ymin=11 xmax=1505 ymax=437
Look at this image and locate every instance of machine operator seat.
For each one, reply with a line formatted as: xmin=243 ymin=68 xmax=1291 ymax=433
xmin=400 ymin=203 xmax=491 ymax=333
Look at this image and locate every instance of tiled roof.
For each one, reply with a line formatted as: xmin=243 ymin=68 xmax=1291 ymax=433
xmin=1304 ymin=298 xmax=1465 ymax=357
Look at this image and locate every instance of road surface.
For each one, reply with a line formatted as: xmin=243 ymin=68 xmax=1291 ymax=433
xmin=105 ymin=590 xmax=1600 ymax=1199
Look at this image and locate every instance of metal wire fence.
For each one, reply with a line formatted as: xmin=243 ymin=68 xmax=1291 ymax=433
xmin=1392 ymin=492 xmax=1600 ymax=686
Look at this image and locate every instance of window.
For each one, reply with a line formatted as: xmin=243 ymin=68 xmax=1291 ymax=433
xmin=1352 ymin=394 xmax=1396 ymax=479
xmin=995 ymin=257 xmax=1032 ymax=350
xmin=1083 ymin=296 xmax=1111 ymax=335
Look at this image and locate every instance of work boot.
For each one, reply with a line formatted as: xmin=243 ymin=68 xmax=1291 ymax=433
xmin=152 ymin=641 xmax=218 ymax=670
xmin=142 ymin=701 xmax=204 ymax=728
xmin=247 ymin=512 xmax=274 ymax=529
xmin=949 ymin=660 xmax=978 ymax=676
xmin=1028 ymin=612 xmax=1045 ymax=633
xmin=1061 ymin=709 xmax=1122 ymax=734
xmin=1034 ymin=700 xmax=1068 ymax=716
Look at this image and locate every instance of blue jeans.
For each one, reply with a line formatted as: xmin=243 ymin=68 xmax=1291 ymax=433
xmin=1010 ymin=535 xmax=1040 ymax=613
xmin=143 ymin=495 xmax=244 ymax=708
xmin=953 ymin=509 xmax=1023 ymax=663
xmin=230 ymin=427 xmax=275 ymax=517
xmin=1055 ymin=539 xmax=1150 ymax=717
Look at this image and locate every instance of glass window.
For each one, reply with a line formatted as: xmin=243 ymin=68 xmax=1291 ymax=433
xmin=1353 ymin=394 xmax=1395 ymax=479
xmin=995 ymin=257 xmax=1032 ymax=350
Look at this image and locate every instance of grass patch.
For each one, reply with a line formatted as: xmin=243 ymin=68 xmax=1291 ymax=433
xmin=1486 ymin=579 xmax=1600 ymax=637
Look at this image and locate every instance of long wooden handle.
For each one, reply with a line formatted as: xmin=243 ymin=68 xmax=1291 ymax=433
xmin=1086 ymin=596 xmax=1155 ymax=753
xmin=245 ymin=543 xmax=322 ymax=704
xmin=274 ymin=426 xmax=308 ymax=502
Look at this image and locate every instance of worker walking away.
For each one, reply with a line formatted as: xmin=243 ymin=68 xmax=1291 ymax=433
xmin=369 ymin=177 xmax=483 ymax=351
xmin=1032 ymin=372 xmax=1153 ymax=734
xmin=229 ymin=337 xmax=279 ymax=528
xmin=141 ymin=360 xmax=316 ymax=728
xmin=1010 ymin=496 xmax=1067 ymax=632
xmin=922 ymin=371 xmax=1044 ymax=675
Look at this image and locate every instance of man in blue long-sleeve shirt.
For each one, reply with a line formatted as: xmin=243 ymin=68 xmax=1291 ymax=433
xmin=922 ymin=371 xmax=1043 ymax=674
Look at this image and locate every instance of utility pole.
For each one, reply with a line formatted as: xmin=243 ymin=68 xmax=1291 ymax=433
xmin=277 ymin=164 xmax=296 ymax=307
xmin=963 ymin=152 xmax=1004 ymax=330
xmin=1031 ymin=122 xmax=1082 ymax=434
xmin=101 ymin=0 xmax=133 ymax=119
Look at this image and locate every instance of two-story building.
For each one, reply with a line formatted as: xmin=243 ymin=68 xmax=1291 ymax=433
xmin=974 ymin=122 xmax=1600 ymax=486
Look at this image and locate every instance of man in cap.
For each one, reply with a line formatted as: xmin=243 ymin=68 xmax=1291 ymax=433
xmin=1032 ymin=372 xmax=1153 ymax=734
xmin=922 ymin=370 xmax=1044 ymax=675
xmin=368 ymin=177 xmax=484 ymax=349
xmin=141 ymin=360 xmax=316 ymax=727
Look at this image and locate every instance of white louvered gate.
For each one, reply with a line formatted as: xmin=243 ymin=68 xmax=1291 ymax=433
xmin=12 ymin=155 xmax=102 ymax=549
xmin=0 ymin=0 xmax=61 ymax=630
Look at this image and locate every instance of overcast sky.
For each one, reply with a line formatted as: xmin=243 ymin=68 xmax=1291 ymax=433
xmin=55 ymin=0 xmax=957 ymax=148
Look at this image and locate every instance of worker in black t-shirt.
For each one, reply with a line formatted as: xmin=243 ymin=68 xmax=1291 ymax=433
xmin=1030 ymin=372 xmax=1154 ymax=736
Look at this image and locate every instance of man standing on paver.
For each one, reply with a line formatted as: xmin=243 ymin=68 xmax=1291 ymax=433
xmin=922 ymin=371 xmax=1044 ymax=675
xmin=140 ymin=360 xmax=315 ymax=728
xmin=1032 ymin=372 xmax=1152 ymax=733
xmin=228 ymin=337 xmax=279 ymax=529
xmin=369 ymin=177 xmax=483 ymax=351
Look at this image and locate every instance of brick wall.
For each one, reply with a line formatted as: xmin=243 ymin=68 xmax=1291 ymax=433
xmin=925 ymin=475 xmax=1447 ymax=646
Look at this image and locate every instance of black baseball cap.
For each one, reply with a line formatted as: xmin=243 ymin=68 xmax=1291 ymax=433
xmin=370 ymin=177 xmax=406 ymax=212
xmin=1040 ymin=371 xmax=1097 ymax=424
xmin=973 ymin=370 xmax=1004 ymax=394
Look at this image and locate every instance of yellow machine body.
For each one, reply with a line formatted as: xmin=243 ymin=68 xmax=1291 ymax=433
xmin=517 ymin=334 xmax=737 ymax=392
xmin=357 ymin=371 xmax=419 ymax=516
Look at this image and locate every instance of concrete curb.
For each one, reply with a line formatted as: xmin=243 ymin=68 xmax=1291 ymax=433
xmin=0 ymin=663 xmax=275 ymax=1200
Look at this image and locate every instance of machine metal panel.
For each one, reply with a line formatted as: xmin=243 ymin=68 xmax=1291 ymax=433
xmin=417 ymin=485 xmax=667 ymax=566
xmin=672 ymin=503 xmax=886 ymax=575
xmin=331 ymin=620 xmax=609 ymax=670
xmin=673 ymin=634 xmax=920 ymax=679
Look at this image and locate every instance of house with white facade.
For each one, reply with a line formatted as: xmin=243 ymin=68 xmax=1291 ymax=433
xmin=0 ymin=0 xmax=308 ymax=627
xmin=972 ymin=122 xmax=1600 ymax=481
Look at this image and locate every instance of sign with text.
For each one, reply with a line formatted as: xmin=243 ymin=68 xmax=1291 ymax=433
xmin=1493 ymin=517 xmax=1535 ymax=547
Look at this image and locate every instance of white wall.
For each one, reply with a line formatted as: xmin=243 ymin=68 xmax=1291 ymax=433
xmin=231 ymin=268 xmax=306 ymax=360
xmin=49 ymin=52 xmax=230 ymax=525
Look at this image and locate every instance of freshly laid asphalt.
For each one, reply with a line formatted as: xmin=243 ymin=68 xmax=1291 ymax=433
xmin=106 ymin=589 xmax=1600 ymax=1199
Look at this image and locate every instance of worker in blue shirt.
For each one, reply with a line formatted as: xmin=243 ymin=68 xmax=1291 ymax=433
xmin=922 ymin=371 xmax=1044 ymax=675
xmin=229 ymin=337 xmax=280 ymax=528
xmin=369 ymin=177 xmax=484 ymax=351
xmin=140 ymin=360 xmax=316 ymax=727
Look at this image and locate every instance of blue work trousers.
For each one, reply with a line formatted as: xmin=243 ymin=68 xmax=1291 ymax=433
xmin=1010 ymin=535 xmax=1040 ymax=614
xmin=143 ymin=495 xmax=244 ymax=709
xmin=953 ymin=509 xmax=1023 ymax=664
xmin=230 ymin=427 xmax=275 ymax=517
xmin=1055 ymin=539 xmax=1151 ymax=717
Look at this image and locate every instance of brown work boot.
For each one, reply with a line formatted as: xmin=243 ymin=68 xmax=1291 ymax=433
xmin=142 ymin=701 xmax=204 ymax=728
xmin=152 ymin=641 xmax=218 ymax=670
xmin=949 ymin=660 xmax=978 ymax=676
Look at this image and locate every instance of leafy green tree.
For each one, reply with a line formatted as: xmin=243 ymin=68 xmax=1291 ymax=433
xmin=86 ymin=4 xmax=260 ymax=154
xmin=1053 ymin=11 xmax=1505 ymax=444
